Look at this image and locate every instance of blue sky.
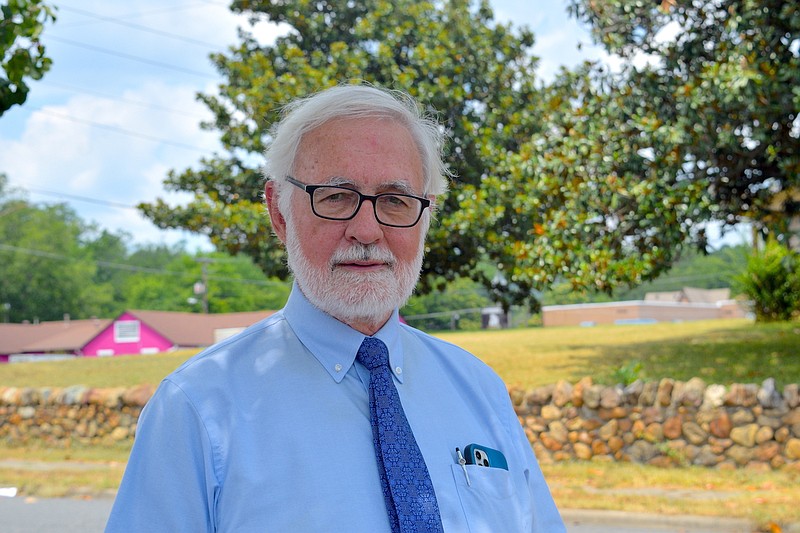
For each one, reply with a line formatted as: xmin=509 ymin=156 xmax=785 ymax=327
xmin=0 ymin=1 xmax=746 ymax=251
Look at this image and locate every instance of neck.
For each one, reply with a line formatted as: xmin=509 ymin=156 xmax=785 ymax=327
xmin=341 ymin=312 xmax=392 ymax=337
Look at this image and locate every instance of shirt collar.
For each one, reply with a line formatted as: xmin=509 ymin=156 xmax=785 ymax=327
xmin=283 ymin=283 xmax=404 ymax=384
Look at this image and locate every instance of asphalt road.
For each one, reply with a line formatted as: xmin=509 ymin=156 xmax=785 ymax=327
xmin=0 ymin=497 xmax=758 ymax=533
xmin=1 ymin=496 xmax=113 ymax=533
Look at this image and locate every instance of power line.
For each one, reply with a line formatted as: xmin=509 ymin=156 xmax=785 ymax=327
xmin=29 ymin=106 xmax=214 ymax=154
xmin=47 ymin=35 xmax=218 ymax=80
xmin=403 ymin=308 xmax=484 ymax=321
xmin=0 ymin=243 xmax=289 ymax=287
xmin=57 ymin=5 xmax=226 ymax=50
xmin=18 ymin=187 xmax=138 ymax=210
xmin=45 ymin=81 xmax=208 ymax=119
xmin=56 ymin=3 xmax=224 ymax=29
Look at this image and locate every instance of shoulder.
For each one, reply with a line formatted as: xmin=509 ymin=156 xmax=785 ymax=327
xmin=399 ymin=324 xmax=508 ymax=391
xmin=167 ymin=310 xmax=291 ymax=387
xmin=399 ymin=323 xmax=470 ymax=356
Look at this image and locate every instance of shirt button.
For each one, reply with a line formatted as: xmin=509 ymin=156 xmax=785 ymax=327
xmin=395 ymin=366 xmax=402 ymax=375
xmin=334 ymin=364 xmax=343 ymax=372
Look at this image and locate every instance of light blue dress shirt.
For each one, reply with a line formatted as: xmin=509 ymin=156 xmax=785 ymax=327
xmin=105 ymin=285 xmax=565 ymax=532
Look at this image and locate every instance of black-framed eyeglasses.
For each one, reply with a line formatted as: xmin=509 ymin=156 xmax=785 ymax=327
xmin=285 ymin=176 xmax=431 ymax=228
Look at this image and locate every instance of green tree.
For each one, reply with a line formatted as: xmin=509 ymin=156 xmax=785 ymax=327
xmin=0 ymin=0 xmax=56 ymax=115
xmin=0 ymin=175 xmax=290 ymax=321
xmin=123 ymin=253 xmax=289 ymax=314
xmin=470 ymin=0 xmax=798 ymax=310
xmin=82 ymin=228 xmax=134 ymax=318
xmin=401 ymin=276 xmax=492 ymax=331
xmin=618 ymin=245 xmax=750 ymax=299
xmin=139 ymin=0 xmax=546 ymax=310
xmin=145 ymin=0 xmax=761 ymax=312
xmin=0 ymin=176 xmax=104 ymax=322
xmin=456 ymin=63 xmax=711 ymax=303
xmin=540 ymin=245 xmax=750 ymax=305
xmin=567 ymin=0 xmax=800 ymax=244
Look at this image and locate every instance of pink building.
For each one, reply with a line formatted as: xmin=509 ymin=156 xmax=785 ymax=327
xmin=0 ymin=309 xmax=274 ymax=362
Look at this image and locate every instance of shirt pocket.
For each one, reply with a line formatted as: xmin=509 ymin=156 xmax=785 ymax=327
xmin=449 ymin=464 xmax=528 ymax=533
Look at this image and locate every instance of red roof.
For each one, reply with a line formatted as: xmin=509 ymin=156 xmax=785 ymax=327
xmin=0 ymin=310 xmax=275 ymax=356
xmin=0 ymin=318 xmax=112 ymax=354
xmin=126 ymin=310 xmax=274 ymax=347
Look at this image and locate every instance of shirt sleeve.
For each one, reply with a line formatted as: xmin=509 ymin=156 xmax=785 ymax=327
xmin=105 ymin=379 xmax=219 ymax=533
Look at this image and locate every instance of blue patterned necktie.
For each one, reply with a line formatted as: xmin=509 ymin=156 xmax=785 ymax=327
xmin=357 ymin=337 xmax=444 ymax=533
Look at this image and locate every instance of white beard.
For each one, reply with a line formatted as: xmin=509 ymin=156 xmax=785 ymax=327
xmin=285 ymin=222 xmax=426 ymax=326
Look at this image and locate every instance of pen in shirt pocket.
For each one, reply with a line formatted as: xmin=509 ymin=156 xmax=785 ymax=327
xmin=455 ymin=443 xmax=509 ymax=484
xmin=455 ymin=447 xmax=470 ymax=486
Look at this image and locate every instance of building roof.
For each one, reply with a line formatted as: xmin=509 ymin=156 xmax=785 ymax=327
xmin=681 ymin=287 xmax=731 ymax=303
xmin=644 ymin=287 xmax=731 ymax=304
xmin=0 ymin=318 xmax=112 ymax=354
xmin=643 ymin=291 xmax=683 ymax=302
xmin=127 ymin=309 xmax=274 ymax=347
xmin=0 ymin=310 xmax=275 ymax=356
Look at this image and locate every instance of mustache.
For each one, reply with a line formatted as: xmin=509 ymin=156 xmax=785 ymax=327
xmin=329 ymin=244 xmax=396 ymax=270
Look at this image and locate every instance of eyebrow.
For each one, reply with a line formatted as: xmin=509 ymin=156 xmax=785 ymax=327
xmin=324 ymin=176 xmax=419 ymax=196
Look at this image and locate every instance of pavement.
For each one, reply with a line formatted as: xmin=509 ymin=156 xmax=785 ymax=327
xmin=1 ymin=495 xmax=798 ymax=533
xmin=1 ymin=458 xmax=798 ymax=533
xmin=562 ymin=509 xmax=764 ymax=533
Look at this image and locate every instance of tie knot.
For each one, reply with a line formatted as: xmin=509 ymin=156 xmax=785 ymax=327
xmin=356 ymin=337 xmax=389 ymax=371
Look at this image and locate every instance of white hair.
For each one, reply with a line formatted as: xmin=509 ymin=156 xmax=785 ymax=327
xmin=264 ymin=84 xmax=450 ymax=215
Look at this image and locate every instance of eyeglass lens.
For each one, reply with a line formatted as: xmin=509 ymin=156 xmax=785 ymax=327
xmin=312 ymin=187 xmax=422 ymax=226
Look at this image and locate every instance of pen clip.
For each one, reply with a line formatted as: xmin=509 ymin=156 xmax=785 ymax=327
xmin=456 ymin=447 xmax=470 ymax=486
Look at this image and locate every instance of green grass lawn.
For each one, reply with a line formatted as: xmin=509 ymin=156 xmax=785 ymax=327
xmin=1 ymin=318 xmax=798 ymax=389
xmin=1 ymin=318 xmax=799 ymax=527
xmin=0 ymin=349 xmax=198 ymax=389
xmin=437 ymin=318 xmax=800 ymax=388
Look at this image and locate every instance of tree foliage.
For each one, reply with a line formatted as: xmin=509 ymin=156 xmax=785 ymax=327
xmin=142 ymin=0 xmax=797 ymax=311
xmin=567 ymin=0 xmax=800 ymax=242
xmin=401 ymin=276 xmax=492 ymax=331
xmin=122 ymin=253 xmax=290 ymax=314
xmin=457 ymin=63 xmax=712 ymax=303
xmin=0 ymin=0 xmax=56 ymax=115
xmin=139 ymin=0 xmax=547 ymax=310
xmin=736 ymin=239 xmax=800 ymax=322
xmin=0 ymin=175 xmax=289 ymax=323
xmin=0 ymin=176 xmax=103 ymax=322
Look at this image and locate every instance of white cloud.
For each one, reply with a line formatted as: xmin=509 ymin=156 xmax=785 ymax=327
xmin=0 ymin=79 xmax=219 ymax=250
xmin=0 ymin=104 xmax=95 ymax=190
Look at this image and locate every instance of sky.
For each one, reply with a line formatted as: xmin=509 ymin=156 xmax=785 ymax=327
xmin=0 ymin=1 xmax=747 ymax=252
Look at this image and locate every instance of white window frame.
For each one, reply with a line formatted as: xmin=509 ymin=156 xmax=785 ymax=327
xmin=114 ymin=320 xmax=140 ymax=343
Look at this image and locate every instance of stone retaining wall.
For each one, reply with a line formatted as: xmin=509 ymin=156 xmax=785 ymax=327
xmin=0 ymin=384 xmax=153 ymax=446
xmin=1 ymin=378 xmax=799 ymax=470
xmin=512 ymin=377 xmax=800 ymax=470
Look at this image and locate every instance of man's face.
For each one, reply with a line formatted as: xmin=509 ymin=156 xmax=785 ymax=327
xmin=270 ymin=117 xmax=429 ymax=334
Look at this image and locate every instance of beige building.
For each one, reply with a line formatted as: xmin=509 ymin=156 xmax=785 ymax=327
xmin=542 ymin=287 xmax=749 ymax=327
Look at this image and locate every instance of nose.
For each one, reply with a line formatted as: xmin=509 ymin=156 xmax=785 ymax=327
xmin=344 ymin=198 xmax=384 ymax=244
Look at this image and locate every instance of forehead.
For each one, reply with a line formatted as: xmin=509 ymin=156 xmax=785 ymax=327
xmin=295 ymin=117 xmax=424 ymax=190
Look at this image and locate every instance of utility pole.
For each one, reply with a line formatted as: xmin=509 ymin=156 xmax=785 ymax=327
xmin=194 ymin=257 xmax=213 ymax=314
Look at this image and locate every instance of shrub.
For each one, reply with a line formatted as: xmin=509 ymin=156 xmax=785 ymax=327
xmin=735 ymin=240 xmax=800 ymax=322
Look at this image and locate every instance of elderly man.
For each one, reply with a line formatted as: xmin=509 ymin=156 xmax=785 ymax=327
xmin=105 ymin=85 xmax=564 ymax=532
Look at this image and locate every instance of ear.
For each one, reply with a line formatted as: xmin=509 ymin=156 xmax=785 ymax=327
xmin=265 ymin=181 xmax=288 ymax=244
xmin=427 ymin=194 xmax=438 ymax=214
